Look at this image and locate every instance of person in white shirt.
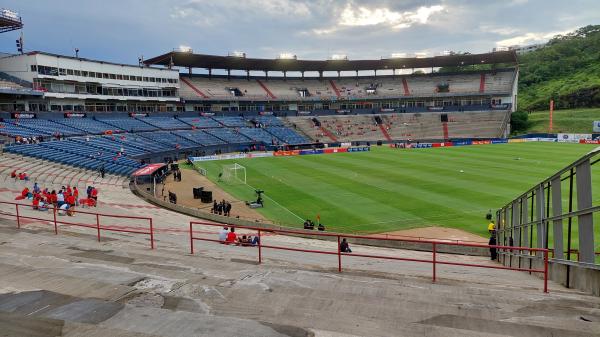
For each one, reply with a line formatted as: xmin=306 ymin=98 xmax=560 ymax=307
xmin=57 ymin=192 xmax=65 ymax=207
xmin=218 ymin=227 xmax=229 ymax=243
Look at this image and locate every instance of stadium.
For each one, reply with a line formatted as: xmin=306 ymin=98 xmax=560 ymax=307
xmin=0 ymin=3 xmax=600 ymax=337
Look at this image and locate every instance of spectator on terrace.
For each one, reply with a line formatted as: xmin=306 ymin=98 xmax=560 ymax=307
xmin=33 ymin=182 xmax=40 ymax=194
xmin=49 ymin=190 xmax=57 ymax=206
xmin=226 ymin=227 xmax=237 ymax=244
xmin=487 ymin=221 xmax=495 ymax=234
xmin=251 ymin=235 xmax=260 ymax=246
xmin=57 ymin=191 xmax=65 ymax=207
xmin=73 ymin=187 xmax=79 ymax=206
xmin=90 ymin=187 xmax=98 ymax=206
xmin=225 ymin=202 xmax=232 ymax=217
xmin=10 ymin=170 xmax=17 ymax=179
xmin=99 ymin=165 xmax=106 ymax=179
xmin=212 ymin=200 xmax=218 ymax=214
xmin=218 ymin=227 xmax=229 ymax=242
xmin=21 ymin=187 xmax=29 ymax=199
xmin=489 ymin=232 xmax=497 ymax=261
xmin=340 ymin=238 xmax=352 ymax=253
xmin=318 ymin=223 xmax=325 ymax=231
xmin=58 ymin=202 xmax=70 ymax=216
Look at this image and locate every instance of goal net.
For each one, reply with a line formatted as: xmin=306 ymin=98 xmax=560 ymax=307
xmin=222 ymin=163 xmax=246 ymax=185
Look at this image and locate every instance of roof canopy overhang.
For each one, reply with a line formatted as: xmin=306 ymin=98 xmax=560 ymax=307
xmin=144 ymin=51 xmax=517 ymax=73
xmin=132 ymin=163 xmax=167 ymax=177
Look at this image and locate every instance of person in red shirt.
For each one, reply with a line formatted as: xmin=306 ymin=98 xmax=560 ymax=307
xmin=73 ymin=187 xmax=79 ymax=206
xmin=90 ymin=187 xmax=98 ymax=206
xmin=32 ymin=196 xmax=40 ymax=210
xmin=226 ymin=227 xmax=237 ymax=244
xmin=21 ymin=187 xmax=29 ymax=198
xmin=66 ymin=194 xmax=75 ymax=207
xmin=10 ymin=170 xmax=17 ymax=179
xmin=49 ymin=190 xmax=57 ymax=206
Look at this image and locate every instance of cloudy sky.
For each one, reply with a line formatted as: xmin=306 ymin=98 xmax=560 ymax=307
xmin=2 ymin=0 xmax=599 ymax=64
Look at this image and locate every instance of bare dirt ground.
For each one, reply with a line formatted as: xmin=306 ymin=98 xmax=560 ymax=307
xmin=161 ymin=169 xmax=269 ymax=223
xmin=376 ymin=226 xmax=488 ymax=243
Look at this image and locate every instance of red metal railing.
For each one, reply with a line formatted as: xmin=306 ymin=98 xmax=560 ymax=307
xmin=189 ymin=221 xmax=549 ymax=293
xmin=0 ymin=201 xmax=154 ymax=249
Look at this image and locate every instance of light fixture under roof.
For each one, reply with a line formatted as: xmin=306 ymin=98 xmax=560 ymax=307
xmin=229 ymin=51 xmax=246 ymax=58
xmin=277 ymin=53 xmax=296 ymax=60
xmin=330 ymin=54 xmax=348 ymax=61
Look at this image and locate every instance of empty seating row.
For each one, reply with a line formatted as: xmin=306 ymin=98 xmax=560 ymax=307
xmin=266 ymin=127 xmax=309 ymax=145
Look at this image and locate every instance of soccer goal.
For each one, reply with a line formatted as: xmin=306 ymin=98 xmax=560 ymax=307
xmin=222 ymin=163 xmax=246 ymax=184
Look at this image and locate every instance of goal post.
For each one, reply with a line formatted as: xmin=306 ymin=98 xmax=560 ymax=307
xmin=222 ymin=163 xmax=246 ymax=184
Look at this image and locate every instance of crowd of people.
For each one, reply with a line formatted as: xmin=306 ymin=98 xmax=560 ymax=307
xmin=212 ymin=199 xmax=232 ymax=216
xmin=10 ymin=170 xmax=29 ymax=181
xmin=16 ymin=181 xmax=100 ymax=216
xmin=303 ymin=219 xmax=325 ymax=231
xmin=218 ymin=227 xmax=260 ymax=246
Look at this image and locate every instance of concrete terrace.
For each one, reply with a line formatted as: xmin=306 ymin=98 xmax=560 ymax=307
xmin=0 ymin=154 xmax=599 ymax=336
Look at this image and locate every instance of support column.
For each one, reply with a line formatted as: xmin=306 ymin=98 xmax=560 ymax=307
xmin=521 ymin=195 xmax=529 ymax=251
xmin=536 ymin=184 xmax=546 ymax=253
xmin=551 ymin=176 xmax=564 ymax=260
xmin=575 ymin=160 xmax=595 ymax=263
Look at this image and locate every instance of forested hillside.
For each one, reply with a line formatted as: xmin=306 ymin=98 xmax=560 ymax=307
xmin=518 ymin=25 xmax=600 ymax=111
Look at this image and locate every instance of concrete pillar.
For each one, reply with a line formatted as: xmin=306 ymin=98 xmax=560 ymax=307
xmin=575 ymin=160 xmax=595 ymax=263
xmin=551 ymin=176 xmax=564 ymax=260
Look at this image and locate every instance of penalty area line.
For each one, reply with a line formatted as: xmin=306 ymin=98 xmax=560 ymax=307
xmin=245 ymin=182 xmax=304 ymax=222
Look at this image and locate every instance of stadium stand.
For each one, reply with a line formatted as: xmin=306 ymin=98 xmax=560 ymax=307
xmin=137 ymin=116 xmax=190 ymax=130
xmin=177 ymin=116 xmax=222 ymax=128
xmin=238 ymin=127 xmax=280 ymax=144
xmin=266 ymin=126 xmax=309 ymax=144
xmin=96 ymin=117 xmax=159 ymax=132
xmin=213 ymin=116 xmax=248 ymax=127
xmin=204 ymin=128 xmax=252 ymax=144
xmin=178 ymin=69 xmax=515 ymax=101
xmin=52 ymin=118 xmax=117 ymax=135
xmin=171 ymin=129 xmax=226 ymax=146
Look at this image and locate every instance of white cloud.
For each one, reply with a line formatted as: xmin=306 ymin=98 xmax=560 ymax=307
xmin=338 ymin=4 xmax=444 ymax=29
xmin=171 ymin=0 xmax=312 ymax=26
xmin=496 ymin=29 xmax=572 ymax=46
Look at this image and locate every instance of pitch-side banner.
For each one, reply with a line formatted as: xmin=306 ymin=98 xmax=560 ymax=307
xmin=557 ymin=133 xmax=592 ymax=143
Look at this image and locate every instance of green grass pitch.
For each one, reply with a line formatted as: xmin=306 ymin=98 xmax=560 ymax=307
xmin=195 ymin=143 xmax=599 ymax=240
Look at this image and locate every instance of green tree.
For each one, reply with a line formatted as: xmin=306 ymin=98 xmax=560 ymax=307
xmin=510 ymin=111 xmax=530 ymax=133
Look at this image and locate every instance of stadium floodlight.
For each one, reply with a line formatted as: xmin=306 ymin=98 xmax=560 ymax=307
xmin=222 ymin=163 xmax=246 ymax=185
xmin=230 ymin=51 xmax=246 ymax=58
xmin=278 ymin=53 xmax=296 ymax=60
xmin=330 ymin=54 xmax=348 ymax=61
xmin=179 ymin=45 xmax=193 ymax=53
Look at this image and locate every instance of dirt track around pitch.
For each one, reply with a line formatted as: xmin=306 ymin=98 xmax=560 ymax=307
xmin=161 ymin=169 xmax=269 ymax=223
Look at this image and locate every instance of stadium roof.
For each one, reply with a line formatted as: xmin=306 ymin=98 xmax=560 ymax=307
xmin=0 ymin=9 xmax=23 ymax=33
xmin=144 ymin=51 xmax=518 ymax=72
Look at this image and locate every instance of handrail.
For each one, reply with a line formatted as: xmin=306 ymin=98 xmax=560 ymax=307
xmin=189 ymin=220 xmax=549 ymax=293
xmin=0 ymin=200 xmax=154 ymax=249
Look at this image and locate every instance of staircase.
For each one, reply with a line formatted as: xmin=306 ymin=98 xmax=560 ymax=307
xmin=479 ymin=73 xmax=486 ymax=93
xmin=329 ymin=79 xmax=342 ymax=99
xmin=378 ymin=124 xmax=393 ymax=141
xmin=256 ymin=79 xmax=276 ymax=99
xmin=402 ymin=78 xmax=410 ymax=96
xmin=319 ymin=126 xmax=338 ymax=142
xmin=179 ymin=77 xmax=209 ymax=98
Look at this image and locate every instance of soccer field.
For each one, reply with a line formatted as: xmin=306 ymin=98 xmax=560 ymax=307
xmin=195 ymin=142 xmax=599 ymax=236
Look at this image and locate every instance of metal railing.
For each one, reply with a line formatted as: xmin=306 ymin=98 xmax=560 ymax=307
xmin=496 ymin=146 xmax=599 ymax=287
xmin=189 ymin=220 xmax=549 ymax=293
xmin=0 ymin=201 xmax=154 ymax=249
